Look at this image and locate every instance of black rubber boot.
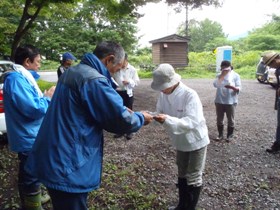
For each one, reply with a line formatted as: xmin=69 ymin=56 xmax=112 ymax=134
xmin=227 ymin=127 xmax=234 ymax=141
xmin=266 ymin=142 xmax=280 ymax=153
xmin=216 ymin=125 xmax=224 ymax=140
xmin=174 ymin=178 xmax=189 ymax=210
xmin=187 ymin=185 xmax=202 ymax=210
xmin=18 ymin=183 xmax=25 ymax=209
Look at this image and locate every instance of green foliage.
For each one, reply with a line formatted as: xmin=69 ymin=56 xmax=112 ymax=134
xmin=40 ymin=60 xmax=60 ymax=71
xmin=129 ymin=53 xmax=153 ymax=69
xmin=138 ymin=70 xmax=153 ymax=78
xmin=0 ymin=0 xmax=160 ymax=59
xmin=204 ymin=37 xmax=231 ymax=52
xmin=179 ymin=18 xmax=226 ymax=52
xmin=234 ymin=66 xmax=256 ymax=80
xmin=244 ymin=34 xmax=280 ymax=51
xmin=165 ymin=0 xmax=221 ymax=9
xmin=232 ymin=51 xmax=262 ymax=69
xmin=37 ymin=79 xmax=56 ymax=90
xmin=188 ymin=51 xmax=216 ymax=67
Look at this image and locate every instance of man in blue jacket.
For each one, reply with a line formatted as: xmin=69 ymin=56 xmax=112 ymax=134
xmin=3 ymin=45 xmax=55 ymax=209
xmin=25 ymin=41 xmax=153 ymax=209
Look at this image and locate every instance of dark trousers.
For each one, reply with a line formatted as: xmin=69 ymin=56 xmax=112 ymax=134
xmin=18 ymin=152 xmax=40 ymax=193
xmin=48 ymin=188 xmax=88 ymax=210
xmin=117 ymin=90 xmax=134 ymax=110
xmin=215 ymin=103 xmax=236 ymax=128
xmin=276 ymin=97 xmax=280 ymax=145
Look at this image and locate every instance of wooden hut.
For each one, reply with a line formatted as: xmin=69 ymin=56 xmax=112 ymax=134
xmin=149 ymin=34 xmax=190 ymax=68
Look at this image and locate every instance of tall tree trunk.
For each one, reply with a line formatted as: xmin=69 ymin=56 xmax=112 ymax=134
xmin=10 ymin=0 xmax=44 ymax=61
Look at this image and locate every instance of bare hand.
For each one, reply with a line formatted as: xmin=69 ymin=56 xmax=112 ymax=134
xmin=225 ymin=85 xmax=239 ymax=92
xmin=224 ymin=85 xmax=233 ymax=89
xmin=153 ymin=114 xmax=167 ymax=124
xmin=140 ymin=111 xmax=153 ymax=125
xmin=44 ymin=86 xmax=56 ymax=99
xmin=122 ymin=80 xmax=129 ymax=85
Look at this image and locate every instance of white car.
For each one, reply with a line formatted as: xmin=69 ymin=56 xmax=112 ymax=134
xmin=0 ymin=60 xmax=13 ymax=143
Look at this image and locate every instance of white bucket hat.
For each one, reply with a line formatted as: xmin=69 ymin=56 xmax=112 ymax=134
xmin=151 ymin=63 xmax=181 ymax=91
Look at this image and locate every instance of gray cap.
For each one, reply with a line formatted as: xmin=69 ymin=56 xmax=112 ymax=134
xmin=151 ymin=63 xmax=181 ymax=91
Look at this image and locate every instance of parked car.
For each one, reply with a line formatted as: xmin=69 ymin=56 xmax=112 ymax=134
xmin=256 ymin=58 xmax=268 ymax=83
xmin=0 ymin=60 xmax=13 ymax=144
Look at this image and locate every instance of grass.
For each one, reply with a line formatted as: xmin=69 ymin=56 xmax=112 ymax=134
xmin=37 ymin=80 xmax=56 ymax=90
xmin=138 ymin=66 xmax=256 ymax=80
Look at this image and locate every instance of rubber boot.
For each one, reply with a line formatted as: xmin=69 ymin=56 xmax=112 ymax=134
xmin=216 ymin=125 xmax=223 ymax=140
xmin=23 ymin=190 xmax=43 ymax=210
xmin=18 ymin=183 xmax=25 ymax=209
xmin=174 ymin=178 xmax=189 ymax=210
xmin=266 ymin=142 xmax=280 ymax=153
xmin=187 ymin=185 xmax=202 ymax=210
xmin=227 ymin=127 xmax=234 ymax=141
xmin=40 ymin=185 xmax=50 ymax=204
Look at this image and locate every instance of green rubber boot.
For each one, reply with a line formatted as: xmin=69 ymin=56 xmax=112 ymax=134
xmin=40 ymin=185 xmax=50 ymax=204
xmin=23 ymin=190 xmax=43 ymax=210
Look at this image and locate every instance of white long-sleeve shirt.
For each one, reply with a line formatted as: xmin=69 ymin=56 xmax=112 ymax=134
xmin=156 ymin=82 xmax=210 ymax=152
xmin=213 ymin=70 xmax=241 ymax=104
xmin=112 ymin=63 xmax=140 ymax=97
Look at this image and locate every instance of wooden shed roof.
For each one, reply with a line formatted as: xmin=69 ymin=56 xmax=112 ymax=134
xmin=149 ymin=34 xmax=190 ymax=44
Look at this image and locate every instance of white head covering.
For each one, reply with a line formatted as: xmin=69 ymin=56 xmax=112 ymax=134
xmin=12 ymin=64 xmax=43 ymax=97
xmin=151 ymin=63 xmax=181 ymax=91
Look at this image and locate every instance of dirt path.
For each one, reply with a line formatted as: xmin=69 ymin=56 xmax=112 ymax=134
xmin=119 ymin=78 xmax=280 ymax=209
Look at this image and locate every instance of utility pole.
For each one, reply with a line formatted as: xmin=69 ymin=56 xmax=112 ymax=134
xmin=185 ymin=4 xmax=189 ymax=36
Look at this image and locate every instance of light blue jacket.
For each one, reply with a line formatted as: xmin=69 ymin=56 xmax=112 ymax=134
xmin=25 ymin=53 xmax=144 ymax=193
xmin=3 ymin=69 xmax=50 ymax=152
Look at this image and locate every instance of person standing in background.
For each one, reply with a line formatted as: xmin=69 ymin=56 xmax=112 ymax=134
xmin=151 ymin=63 xmax=209 ymax=210
xmin=213 ymin=60 xmax=241 ymax=141
xmin=57 ymin=52 xmax=76 ymax=79
xmin=112 ymin=53 xmax=140 ymax=140
xmin=2 ymin=45 xmax=55 ymax=209
xmin=262 ymin=52 xmax=280 ymax=153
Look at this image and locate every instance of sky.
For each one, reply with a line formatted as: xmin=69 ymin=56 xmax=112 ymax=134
xmin=136 ymin=0 xmax=280 ymax=47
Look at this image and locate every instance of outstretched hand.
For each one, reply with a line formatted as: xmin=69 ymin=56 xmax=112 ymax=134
xmin=153 ymin=114 xmax=167 ymax=124
xmin=140 ymin=111 xmax=154 ymax=125
xmin=44 ymin=86 xmax=56 ymax=99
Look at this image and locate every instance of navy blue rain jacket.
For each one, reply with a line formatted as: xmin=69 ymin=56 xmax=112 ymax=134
xmin=25 ymin=53 xmax=144 ymax=193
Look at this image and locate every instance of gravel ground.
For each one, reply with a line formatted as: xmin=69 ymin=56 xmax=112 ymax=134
xmin=1 ymin=78 xmax=280 ymax=210
xmin=104 ymin=78 xmax=280 ymax=210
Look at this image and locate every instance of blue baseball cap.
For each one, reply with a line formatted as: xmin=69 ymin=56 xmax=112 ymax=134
xmin=62 ymin=52 xmax=76 ymax=61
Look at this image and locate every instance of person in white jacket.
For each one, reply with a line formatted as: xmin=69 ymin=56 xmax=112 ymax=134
xmin=213 ymin=60 xmax=241 ymax=141
xmin=112 ymin=53 xmax=140 ymax=140
xmin=151 ymin=63 xmax=209 ymax=210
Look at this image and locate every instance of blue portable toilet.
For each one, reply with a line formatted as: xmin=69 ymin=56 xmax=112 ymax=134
xmin=216 ymin=46 xmax=232 ymax=72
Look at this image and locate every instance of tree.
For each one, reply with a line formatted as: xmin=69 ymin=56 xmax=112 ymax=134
xmin=240 ymin=14 xmax=280 ymax=52
xmin=10 ymin=0 xmax=77 ymax=60
xmin=23 ymin=0 xmax=144 ymax=60
xmin=244 ymin=34 xmax=280 ymax=51
xmin=178 ymin=18 xmax=225 ymax=52
xmin=0 ymin=0 xmax=160 ymax=60
xmin=165 ymin=0 xmax=222 ymax=35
